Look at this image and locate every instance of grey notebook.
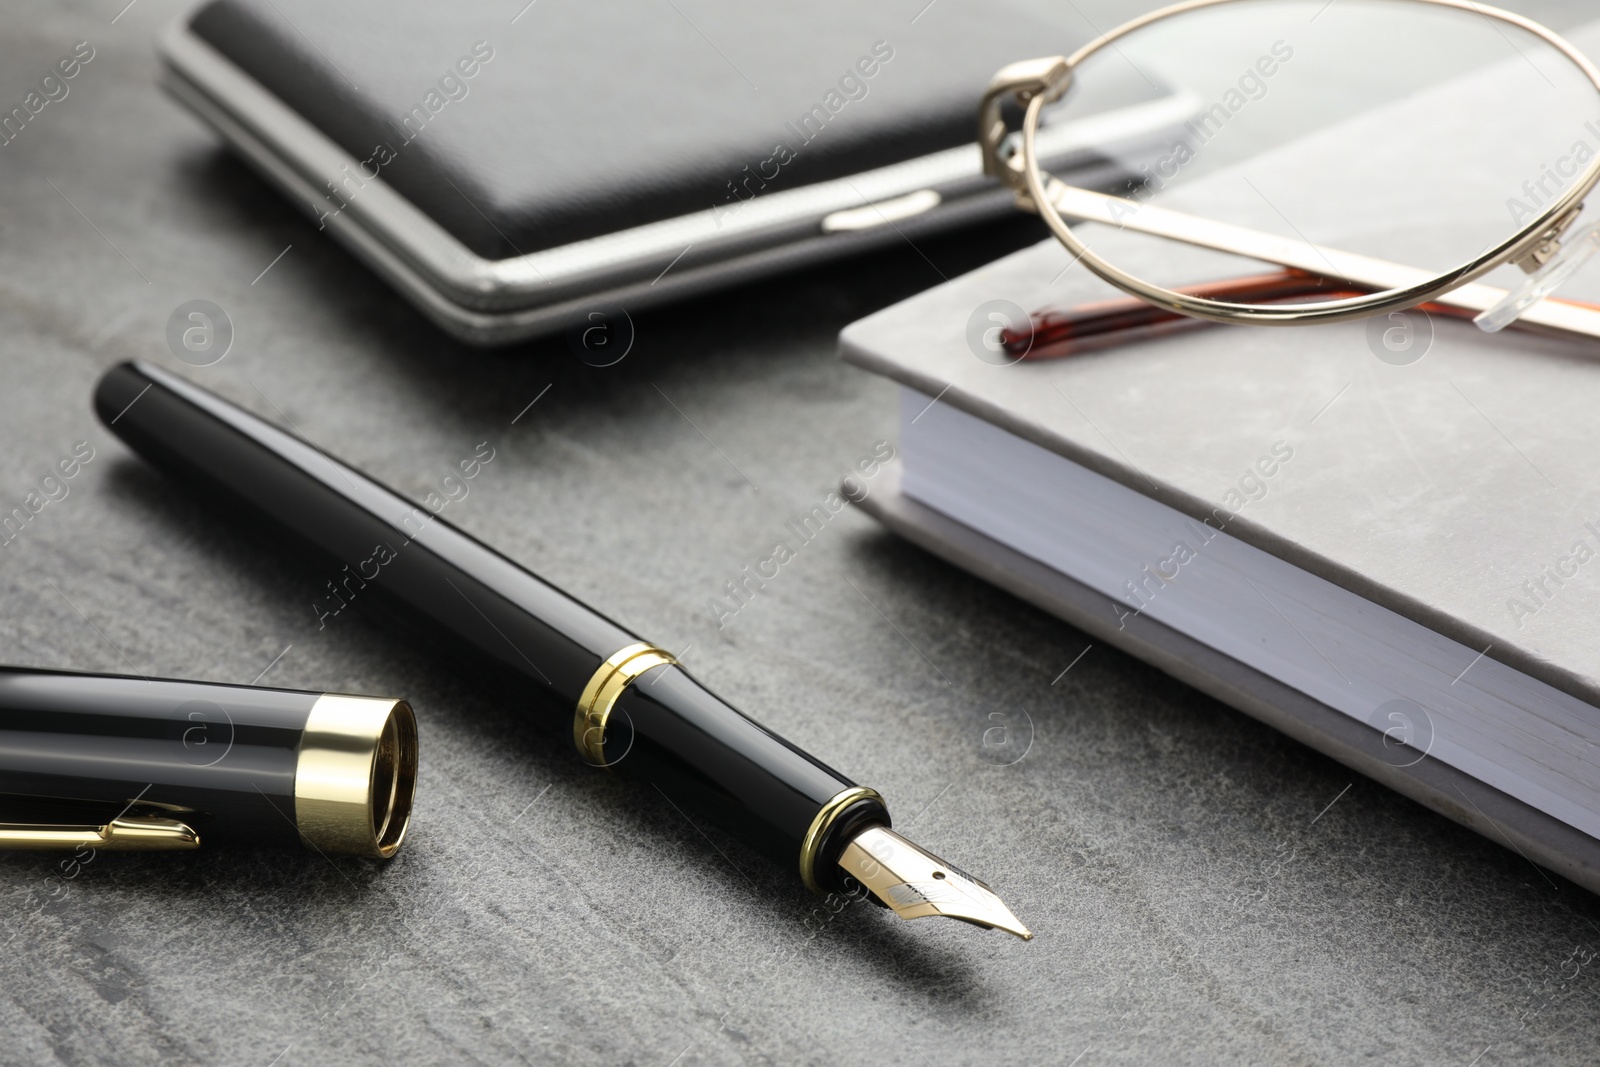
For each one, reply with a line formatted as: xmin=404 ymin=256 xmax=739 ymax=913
xmin=839 ymin=23 xmax=1600 ymax=892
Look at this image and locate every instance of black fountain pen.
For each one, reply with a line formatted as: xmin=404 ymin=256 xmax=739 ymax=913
xmin=95 ymin=361 xmax=1031 ymax=940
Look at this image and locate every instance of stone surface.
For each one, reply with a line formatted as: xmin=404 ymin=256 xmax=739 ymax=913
xmin=2 ymin=2 xmax=1599 ymax=1065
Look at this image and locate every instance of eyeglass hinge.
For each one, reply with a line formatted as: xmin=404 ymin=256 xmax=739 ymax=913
xmin=978 ymin=57 xmax=1072 ymax=212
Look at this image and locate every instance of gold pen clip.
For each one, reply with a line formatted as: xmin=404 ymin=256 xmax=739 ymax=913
xmin=0 ymin=814 xmax=200 ymax=851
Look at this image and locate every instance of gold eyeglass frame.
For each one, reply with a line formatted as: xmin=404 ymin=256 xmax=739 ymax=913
xmin=979 ymin=0 xmax=1600 ymax=327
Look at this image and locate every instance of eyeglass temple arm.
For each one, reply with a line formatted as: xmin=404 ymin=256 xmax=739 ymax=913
xmin=1007 ymin=270 xmax=1600 ymax=361
xmin=1009 ymin=271 xmax=1341 ymax=358
xmin=1034 ymin=180 xmax=1600 ymax=344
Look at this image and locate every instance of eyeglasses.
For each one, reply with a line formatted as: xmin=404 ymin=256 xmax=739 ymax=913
xmin=979 ymin=0 xmax=1600 ymax=341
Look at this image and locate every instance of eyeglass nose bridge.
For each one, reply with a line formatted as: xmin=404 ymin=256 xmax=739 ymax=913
xmin=978 ymin=56 xmax=1072 ymax=211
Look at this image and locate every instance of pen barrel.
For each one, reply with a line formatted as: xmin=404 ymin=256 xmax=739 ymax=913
xmin=0 ymin=667 xmax=417 ymax=856
xmin=95 ymin=361 xmax=633 ymax=706
xmin=608 ymin=664 xmax=890 ymax=895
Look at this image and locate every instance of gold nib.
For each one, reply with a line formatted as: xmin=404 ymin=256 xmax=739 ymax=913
xmin=838 ymin=826 xmax=1033 ymax=941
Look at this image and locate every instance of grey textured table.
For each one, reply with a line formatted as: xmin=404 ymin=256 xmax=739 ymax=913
xmin=4 ymin=2 xmax=1600 ymax=1065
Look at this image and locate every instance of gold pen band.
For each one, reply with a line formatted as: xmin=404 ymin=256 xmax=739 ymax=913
xmin=799 ymin=785 xmax=885 ymax=894
xmin=574 ymin=642 xmax=677 ymax=766
xmin=294 ymin=693 xmax=419 ymax=858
